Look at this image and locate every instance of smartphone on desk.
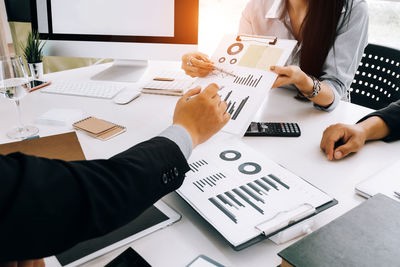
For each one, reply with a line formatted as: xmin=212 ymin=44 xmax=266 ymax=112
xmin=30 ymin=80 xmax=51 ymax=92
xmin=105 ymin=247 xmax=151 ymax=267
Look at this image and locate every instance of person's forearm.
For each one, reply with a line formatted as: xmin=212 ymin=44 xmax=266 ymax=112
xmin=0 ymin=137 xmax=189 ymax=261
xmin=357 ymin=116 xmax=390 ymax=141
xmin=297 ymin=75 xmax=335 ymax=107
xmin=159 ymin=124 xmax=193 ymax=159
xmin=358 ymin=100 xmax=400 ymax=142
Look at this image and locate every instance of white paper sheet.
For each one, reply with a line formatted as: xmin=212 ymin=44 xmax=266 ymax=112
xmin=194 ymin=35 xmax=297 ymax=136
xmin=177 ymin=137 xmax=333 ymax=247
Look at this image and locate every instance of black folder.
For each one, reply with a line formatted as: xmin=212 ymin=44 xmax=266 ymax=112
xmin=279 ymin=194 xmax=400 ymax=267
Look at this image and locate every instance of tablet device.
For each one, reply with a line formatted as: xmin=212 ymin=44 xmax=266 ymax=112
xmin=45 ymin=201 xmax=181 ymax=267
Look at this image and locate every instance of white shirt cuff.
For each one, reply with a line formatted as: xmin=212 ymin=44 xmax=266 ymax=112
xmin=159 ymin=125 xmax=193 ymax=160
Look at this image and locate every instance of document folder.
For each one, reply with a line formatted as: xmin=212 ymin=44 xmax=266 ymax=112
xmin=0 ymin=132 xmax=86 ymax=161
xmin=278 ymin=194 xmax=400 ymax=267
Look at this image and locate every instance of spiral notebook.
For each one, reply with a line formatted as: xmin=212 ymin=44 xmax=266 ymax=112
xmin=73 ymin=116 xmax=126 ymax=140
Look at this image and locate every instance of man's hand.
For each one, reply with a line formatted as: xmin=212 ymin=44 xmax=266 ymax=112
xmin=173 ymin=84 xmax=230 ymax=147
xmin=0 ymin=259 xmax=45 ymax=267
xmin=320 ymin=123 xmax=367 ymax=160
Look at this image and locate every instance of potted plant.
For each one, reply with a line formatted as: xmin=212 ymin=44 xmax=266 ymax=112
xmin=21 ymin=30 xmax=46 ymax=79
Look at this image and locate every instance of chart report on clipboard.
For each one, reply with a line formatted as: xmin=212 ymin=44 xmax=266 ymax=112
xmin=194 ymin=34 xmax=297 ymax=137
xmin=177 ymin=137 xmax=337 ymax=250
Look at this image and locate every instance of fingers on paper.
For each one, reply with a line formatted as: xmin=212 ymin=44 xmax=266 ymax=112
xmin=181 ymin=86 xmax=201 ymax=101
xmin=202 ymin=83 xmax=219 ymax=98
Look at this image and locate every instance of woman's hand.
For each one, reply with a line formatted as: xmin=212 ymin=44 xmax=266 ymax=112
xmin=270 ymin=65 xmax=335 ymax=107
xmin=181 ymin=52 xmax=214 ymax=78
xmin=270 ymin=65 xmax=313 ymax=95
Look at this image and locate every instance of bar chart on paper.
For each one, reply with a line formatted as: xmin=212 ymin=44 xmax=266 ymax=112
xmin=222 ymin=90 xmax=249 ymax=121
xmin=208 ymin=174 xmax=292 ymax=224
xmin=194 ymin=68 xmax=271 ymax=136
xmin=233 ymin=74 xmax=263 ymax=88
xmin=177 ymin=139 xmax=335 ymax=247
xmin=193 ymin=35 xmax=297 ymax=136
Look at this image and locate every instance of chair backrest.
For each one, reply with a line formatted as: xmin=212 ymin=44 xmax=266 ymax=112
xmin=350 ymin=44 xmax=400 ymax=110
xmin=4 ymin=0 xmax=31 ymax=22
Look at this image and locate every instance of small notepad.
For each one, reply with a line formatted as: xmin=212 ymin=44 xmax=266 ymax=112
xmin=73 ymin=116 xmax=126 ymax=140
xmin=142 ymin=70 xmax=195 ymax=96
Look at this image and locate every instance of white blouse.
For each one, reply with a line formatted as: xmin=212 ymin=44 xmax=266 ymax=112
xmin=239 ymin=0 xmax=369 ymax=111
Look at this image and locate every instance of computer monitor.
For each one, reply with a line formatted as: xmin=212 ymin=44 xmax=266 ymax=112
xmin=30 ymin=0 xmax=198 ymax=82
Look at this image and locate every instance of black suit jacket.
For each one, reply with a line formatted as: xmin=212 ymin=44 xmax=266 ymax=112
xmin=0 ymin=137 xmax=189 ymax=261
xmin=359 ymin=100 xmax=400 ymax=141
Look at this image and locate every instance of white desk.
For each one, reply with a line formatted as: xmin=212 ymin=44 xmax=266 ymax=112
xmin=1 ymin=61 xmax=399 ymax=267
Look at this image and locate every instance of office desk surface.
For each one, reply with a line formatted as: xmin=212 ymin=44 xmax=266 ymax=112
xmin=1 ymin=62 xmax=399 ymax=267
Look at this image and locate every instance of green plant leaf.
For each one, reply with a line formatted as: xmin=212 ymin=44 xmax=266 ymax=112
xmin=21 ymin=30 xmax=46 ymax=63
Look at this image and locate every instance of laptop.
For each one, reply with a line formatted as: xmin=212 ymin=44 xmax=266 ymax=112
xmin=356 ymin=159 xmax=400 ymax=200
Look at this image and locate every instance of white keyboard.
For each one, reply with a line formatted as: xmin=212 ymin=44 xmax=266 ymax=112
xmin=41 ymin=80 xmax=125 ymax=99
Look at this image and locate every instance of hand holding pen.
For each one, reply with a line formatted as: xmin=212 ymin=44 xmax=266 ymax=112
xmin=182 ymin=52 xmax=214 ymax=77
xmin=182 ymin=52 xmax=235 ymax=78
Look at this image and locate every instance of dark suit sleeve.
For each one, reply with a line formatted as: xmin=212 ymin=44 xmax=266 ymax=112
xmin=357 ymin=100 xmax=400 ymax=142
xmin=0 ymin=136 xmax=190 ymax=262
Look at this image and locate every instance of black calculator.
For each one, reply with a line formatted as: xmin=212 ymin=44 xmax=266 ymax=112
xmin=244 ymin=122 xmax=301 ymax=137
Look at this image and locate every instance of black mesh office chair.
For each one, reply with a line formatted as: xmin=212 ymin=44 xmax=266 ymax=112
xmin=350 ymin=44 xmax=400 ymax=110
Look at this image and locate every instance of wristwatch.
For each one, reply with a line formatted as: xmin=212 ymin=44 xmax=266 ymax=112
xmin=304 ymin=75 xmax=321 ymax=98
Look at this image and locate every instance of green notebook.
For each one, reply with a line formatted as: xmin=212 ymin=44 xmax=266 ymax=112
xmin=278 ymin=194 xmax=400 ymax=267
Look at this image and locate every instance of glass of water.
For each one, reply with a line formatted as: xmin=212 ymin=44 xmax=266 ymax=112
xmin=0 ymin=56 xmax=39 ymax=139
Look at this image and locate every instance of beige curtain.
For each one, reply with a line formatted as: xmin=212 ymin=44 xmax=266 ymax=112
xmin=0 ymin=14 xmax=10 ymax=58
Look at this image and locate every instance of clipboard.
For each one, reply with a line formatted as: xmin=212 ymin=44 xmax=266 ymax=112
xmin=233 ymin=200 xmax=338 ymax=251
xmin=180 ymin=187 xmax=337 ymax=251
xmin=176 ymin=137 xmax=337 ymax=251
xmin=193 ymin=34 xmax=297 ymax=137
xmin=236 ymin=34 xmax=278 ymax=45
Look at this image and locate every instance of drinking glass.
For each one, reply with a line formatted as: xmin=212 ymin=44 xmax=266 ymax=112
xmin=0 ymin=56 xmax=39 ymax=139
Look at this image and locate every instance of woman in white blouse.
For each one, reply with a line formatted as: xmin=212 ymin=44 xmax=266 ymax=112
xmin=182 ymin=0 xmax=369 ymax=111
